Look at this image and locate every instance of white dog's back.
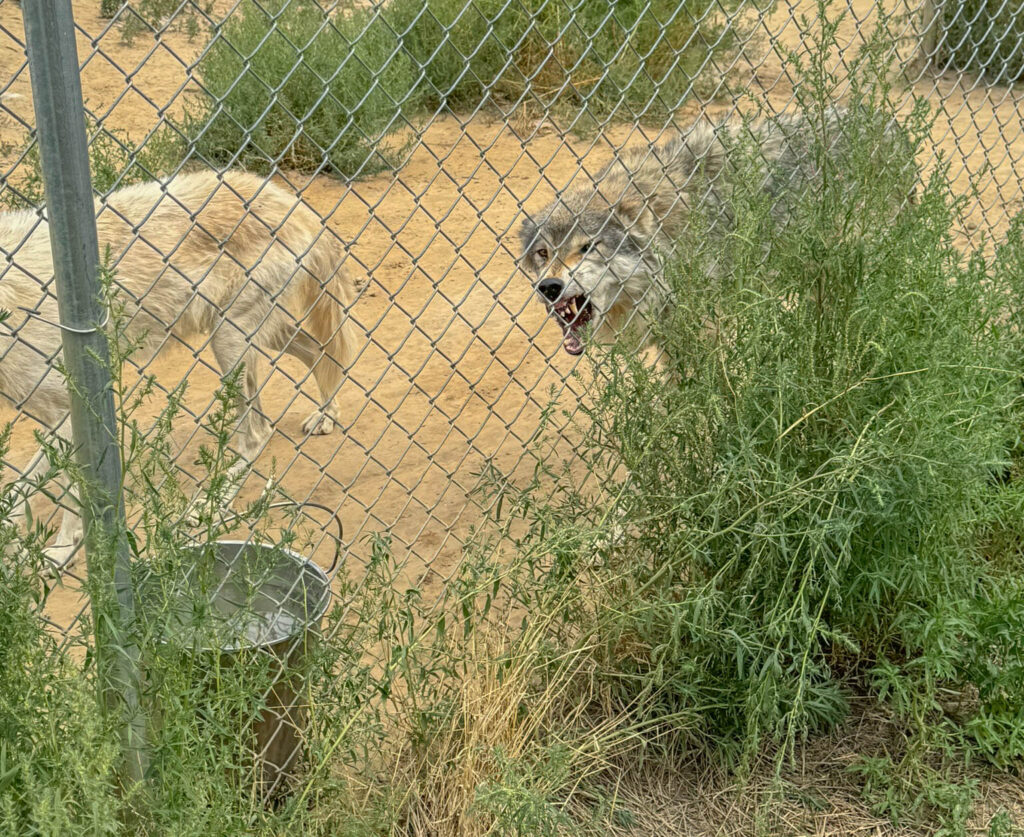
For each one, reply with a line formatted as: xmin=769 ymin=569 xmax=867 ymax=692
xmin=0 ymin=170 xmax=356 ymax=428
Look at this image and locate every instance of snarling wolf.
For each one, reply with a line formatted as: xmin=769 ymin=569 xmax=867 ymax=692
xmin=519 ymin=106 xmax=908 ymax=356
xmin=0 ymin=170 xmax=361 ymax=564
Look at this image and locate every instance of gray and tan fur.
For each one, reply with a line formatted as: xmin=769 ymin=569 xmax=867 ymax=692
xmin=1 ymin=170 xmax=361 ymax=564
xmin=519 ymin=106 xmax=904 ymax=356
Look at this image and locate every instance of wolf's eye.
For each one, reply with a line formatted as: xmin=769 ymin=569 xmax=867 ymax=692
xmin=535 ymin=248 xmax=549 ymax=262
xmin=580 ymin=241 xmax=593 ymax=254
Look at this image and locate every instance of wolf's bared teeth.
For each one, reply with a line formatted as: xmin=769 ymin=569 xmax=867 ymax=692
xmin=569 ymin=298 xmax=578 ymax=316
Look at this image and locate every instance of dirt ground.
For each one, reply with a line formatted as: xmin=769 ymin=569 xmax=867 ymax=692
xmin=1 ymin=0 xmax=1023 ymax=643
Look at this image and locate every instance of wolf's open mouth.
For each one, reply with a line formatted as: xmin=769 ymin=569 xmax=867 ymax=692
xmin=552 ymin=295 xmax=593 ymax=356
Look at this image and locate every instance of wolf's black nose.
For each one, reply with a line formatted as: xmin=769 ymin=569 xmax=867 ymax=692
xmin=538 ymin=279 xmax=564 ymax=302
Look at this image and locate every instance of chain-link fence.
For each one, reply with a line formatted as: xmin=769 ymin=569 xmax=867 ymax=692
xmin=2 ymin=0 xmax=1024 ymax=811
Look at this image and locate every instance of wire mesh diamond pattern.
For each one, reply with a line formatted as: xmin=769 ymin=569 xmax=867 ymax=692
xmin=0 ymin=0 xmax=1021 ymax=690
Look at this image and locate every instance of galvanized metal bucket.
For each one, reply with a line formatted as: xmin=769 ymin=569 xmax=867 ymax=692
xmin=142 ymin=505 xmax=339 ymax=798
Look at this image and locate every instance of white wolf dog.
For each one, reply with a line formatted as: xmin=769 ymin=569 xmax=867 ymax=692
xmin=0 ymin=170 xmax=361 ymax=565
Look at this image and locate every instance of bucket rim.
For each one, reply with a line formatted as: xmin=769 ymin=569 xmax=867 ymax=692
xmin=150 ymin=540 xmax=333 ymax=654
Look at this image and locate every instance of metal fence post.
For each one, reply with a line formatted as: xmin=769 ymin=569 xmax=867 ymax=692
xmin=21 ymin=0 xmax=148 ymax=787
xmin=918 ymin=0 xmax=944 ymax=69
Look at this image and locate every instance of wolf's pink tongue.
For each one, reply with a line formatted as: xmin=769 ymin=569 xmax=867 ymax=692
xmin=563 ymin=332 xmax=584 ymax=355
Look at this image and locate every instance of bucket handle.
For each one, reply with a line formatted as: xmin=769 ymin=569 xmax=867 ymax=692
xmin=265 ymin=500 xmax=344 ymax=576
xmin=214 ymin=500 xmax=344 ymax=575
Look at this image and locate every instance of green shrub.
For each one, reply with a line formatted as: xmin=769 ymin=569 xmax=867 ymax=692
xmin=0 ymin=119 xmax=185 ymax=209
xmin=477 ymin=16 xmax=1024 ymax=781
xmin=386 ymin=0 xmax=746 ymax=119
xmin=939 ymin=0 xmax=1024 ymax=82
xmin=187 ymin=0 xmax=425 ymax=177
xmin=115 ymin=0 xmax=215 ymax=46
xmin=188 ymin=0 xmax=751 ymax=176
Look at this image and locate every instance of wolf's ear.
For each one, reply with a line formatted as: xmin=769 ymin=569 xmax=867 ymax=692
xmin=613 ymin=191 xmax=659 ymax=242
xmin=518 ymin=216 xmax=538 ymax=252
xmin=517 ymin=216 xmax=540 ymax=270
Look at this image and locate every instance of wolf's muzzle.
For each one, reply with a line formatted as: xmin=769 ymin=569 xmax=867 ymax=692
xmin=537 ymin=278 xmax=564 ymax=302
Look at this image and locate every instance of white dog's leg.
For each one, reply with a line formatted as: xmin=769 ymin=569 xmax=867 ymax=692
xmin=16 ymin=444 xmax=51 ymax=530
xmin=280 ymin=330 xmax=343 ymax=436
xmin=45 ymin=420 xmax=83 ymax=570
xmin=211 ymin=327 xmax=273 ymax=465
xmin=42 ymin=483 xmax=84 ymax=571
xmin=17 ymin=421 xmax=86 ymax=570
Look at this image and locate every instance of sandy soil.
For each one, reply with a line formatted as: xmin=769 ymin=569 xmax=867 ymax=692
xmin=1 ymin=0 xmax=1023 ymax=638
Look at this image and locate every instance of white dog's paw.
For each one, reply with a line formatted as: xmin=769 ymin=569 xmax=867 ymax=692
xmin=43 ymin=539 xmax=82 ymax=573
xmin=302 ymin=410 xmax=336 ymax=436
xmin=594 ymin=522 xmax=626 ymax=553
xmin=182 ymin=469 xmax=247 ymax=529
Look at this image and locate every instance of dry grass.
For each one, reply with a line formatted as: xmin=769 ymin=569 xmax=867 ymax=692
xmin=563 ymin=702 xmax=1024 ymax=836
xmin=387 ymin=608 xmax=595 ymax=835
xmin=368 ymin=629 xmax=1024 ymax=836
xmin=352 ymin=579 xmax=1024 ymax=837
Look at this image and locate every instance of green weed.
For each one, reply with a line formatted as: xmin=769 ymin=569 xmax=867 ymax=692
xmin=0 ymin=429 xmax=126 ymax=834
xmin=0 ymin=119 xmax=185 ymax=209
xmin=939 ymin=0 xmax=1024 ymax=82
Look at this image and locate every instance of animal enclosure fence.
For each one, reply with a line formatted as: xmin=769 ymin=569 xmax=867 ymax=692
xmin=1 ymin=0 xmax=1023 ymax=797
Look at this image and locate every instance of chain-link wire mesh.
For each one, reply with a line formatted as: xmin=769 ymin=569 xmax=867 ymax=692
xmin=1 ymin=0 xmax=1023 ymax=791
